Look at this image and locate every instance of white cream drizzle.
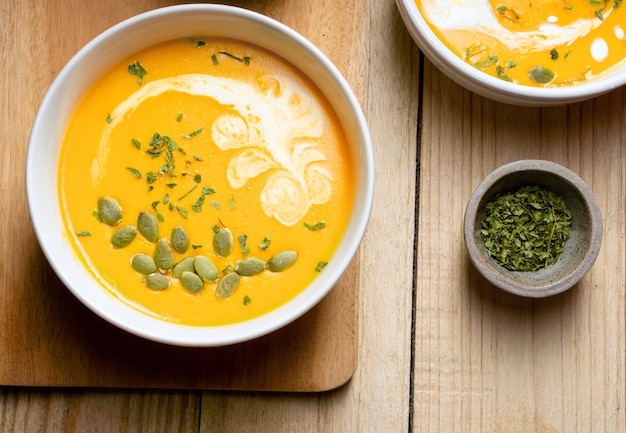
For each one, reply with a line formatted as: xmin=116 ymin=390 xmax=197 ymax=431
xmin=92 ymin=74 xmax=333 ymax=226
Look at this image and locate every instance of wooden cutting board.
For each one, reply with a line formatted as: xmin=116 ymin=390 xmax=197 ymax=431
xmin=0 ymin=0 xmax=361 ymax=393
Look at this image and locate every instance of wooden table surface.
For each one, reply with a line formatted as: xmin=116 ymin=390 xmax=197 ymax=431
xmin=1 ymin=0 xmax=624 ymax=432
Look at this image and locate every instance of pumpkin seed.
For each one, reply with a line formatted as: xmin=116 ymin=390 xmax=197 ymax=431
xmin=98 ymin=196 xmax=122 ymax=226
xmin=137 ymin=212 xmax=159 ymax=242
xmin=154 ymin=238 xmax=175 ymax=272
xmin=529 ymin=66 xmax=554 ymax=84
xmin=181 ymin=271 xmax=204 ymax=294
xmin=267 ymin=250 xmax=298 ymax=272
xmin=111 ymin=225 xmax=137 ymax=248
xmin=234 ymin=257 xmax=266 ymax=276
xmin=213 ymin=227 xmax=233 ymax=258
xmin=194 ymin=256 xmax=219 ymax=282
xmin=145 ymin=272 xmax=170 ymax=291
xmin=171 ymin=226 xmax=189 ymax=254
xmin=131 ymin=253 xmax=157 ymax=274
xmin=216 ymin=272 xmax=240 ymax=299
xmin=172 ymin=257 xmax=195 ymax=279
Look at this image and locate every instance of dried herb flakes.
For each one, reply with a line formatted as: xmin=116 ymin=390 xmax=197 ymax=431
xmin=480 ymin=185 xmax=572 ymax=271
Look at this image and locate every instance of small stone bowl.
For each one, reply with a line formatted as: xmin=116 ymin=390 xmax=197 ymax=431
xmin=464 ymin=160 xmax=603 ymax=297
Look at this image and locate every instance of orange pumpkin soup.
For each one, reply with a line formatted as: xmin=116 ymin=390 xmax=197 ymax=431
xmin=416 ymin=0 xmax=626 ymax=86
xmin=58 ymin=37 xmax=354 ymax=326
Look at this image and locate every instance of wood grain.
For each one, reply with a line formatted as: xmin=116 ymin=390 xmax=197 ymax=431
xmin=199 ymin=0 xmax=420 ymax=431
xmin=4 ymin=0 xmax=624 ymax=431
xmin=414 ymin=60 xmax=625 ymax=432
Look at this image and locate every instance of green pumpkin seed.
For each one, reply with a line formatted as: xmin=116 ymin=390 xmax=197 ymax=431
xmin=154 ymin=238 xmax=175 ymax=272
xmin=145 ymin=272 xmax=170 ymax=291
xmin=234 ymin=257 xmax=266 ymax=276
xmin=111 ymin=225 xmax=137 ymax=248
xmin=267 ymin=250 xmax=298 ymax=272
xmin=171 ymin=226 xmax=189 ymax=254
xmin=216 ymin=272 xmax=240 ymax=299
xmin=131 ymin=253 xmax=157 ymax=274
xmin=181 ymin=271 xmax=204 ymax=294
xmin=137 ymin=212 xmax=159 ymax=242
xmin=213 ymin=227 xmax=233 ymax=258
xmin=194 ymin=256 xmax=219 ymax=282
xmin=98 ymin=196 xmax=123 ymax=226
xmin=172 ymin=257 xmax=195 ymax=279
xmin=529 ymin=66 xmax=554 ymax=84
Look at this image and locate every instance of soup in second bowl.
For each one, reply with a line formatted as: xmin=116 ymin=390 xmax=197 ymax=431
xmin=417 ymin=0 xmax=626 ymax=87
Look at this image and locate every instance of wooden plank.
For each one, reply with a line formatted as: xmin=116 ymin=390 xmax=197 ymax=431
xmin=414 ymin=59 xmax=625 ymax=433
xmin=0 ymin=387 xmax=201 ymax=432
xmin=199 ymin=0 xmax=420 ymax=429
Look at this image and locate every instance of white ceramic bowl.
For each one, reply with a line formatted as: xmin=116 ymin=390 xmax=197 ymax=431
xmin=26 ymin=5 xmax=374 ymax=346
xmin=396 ymin=0 xmax=626 ymax=106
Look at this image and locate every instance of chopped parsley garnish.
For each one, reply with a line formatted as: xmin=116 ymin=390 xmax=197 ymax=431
xmin=178 ymin=185 xmax=197 ymax=201
xmin=176 ymin=205 xmax=189 ymax=219
xmin=474 ymin=55 xmax=498 ymax=69
xmin=496 ymin=5 xmax=520 ymax=21
xmin=125 ymin=167 xmax=142 ymax=179
xmin=219 ymin=51 xmax=247 ymax=63
xmin=127 ymin=60 xmax=147 ymax=85
xmin=550 ymin=48 xmax=559 ymax=61
xmin=315 ymin=261 xmax=328 ymax=272
xmin=92 ymin=210 xmax=103 ymax=223
xmin=238 ymin=235 xmax=251 ymax=255
xmin=304 ymin=221 xmax=326 ymax=231
xmin=146 ymin=171 xmax=158 ymax=185
xmin=191 ymin=195 xmax=205 ymax=212
xmin=259 ymin=237 xmax=271 ymax=250
xmin=181 ymin=127 xmax=203 ymax=139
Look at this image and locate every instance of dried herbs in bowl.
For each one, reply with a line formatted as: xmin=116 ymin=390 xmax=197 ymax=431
xmin=480 ymin=185 xmax=572 ymax=272
xmin=464 ymin=160 xmax=603 ymax=298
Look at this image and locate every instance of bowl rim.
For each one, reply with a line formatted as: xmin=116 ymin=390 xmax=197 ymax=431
xmin=26 ymin=4 xmax=374 ymax=346
xmin=396 ymin=0 xmax=626 ymax=106
xmin=463 ymin=159 xmax=603 ymax=297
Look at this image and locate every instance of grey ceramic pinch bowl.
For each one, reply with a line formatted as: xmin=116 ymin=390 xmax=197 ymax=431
xmin=464 ymin=160 xmax=603 ymax=297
